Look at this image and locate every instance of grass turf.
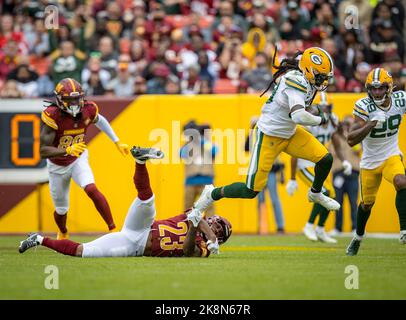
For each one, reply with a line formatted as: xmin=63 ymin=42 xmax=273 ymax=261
xmin=1 ymin=234 xmax=405 ymax=300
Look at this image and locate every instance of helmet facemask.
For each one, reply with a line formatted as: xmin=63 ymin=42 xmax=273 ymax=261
xmin=204 ymin=215 xmax=232 ymax=245
xmin=56 ymin=92 xmax=84 ymax=117
xmin=312 ymin=69 xmax=332 ymax=91
xmin=367 ymin=82 xmax=391 ymax=108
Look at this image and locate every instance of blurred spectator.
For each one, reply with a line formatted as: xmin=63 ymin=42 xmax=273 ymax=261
xmin=310 ymin=2 xmax=339 ymax=39
xmin=345 ymin=62 xmax=372 ymax=92
xmin=134 ymin=76 xmax=148 ymax=95
xmin=98 ymin=36 xmax=118 ymax=78
xmin=219 ymin=35 xmax=244 ymax=80
xmin=199 ymin=79 xmax=214 ymax=94
xmin=165 ymin=74 xmax=181 ymax=94
xmin=372 ymin=0 xmax=405 ymax=36
xmin=279 ymin=1 xmax=310 ymax=40
xmin=0 ymin=40 xmax=19 ymax=82
xmin=212 ymin=0 xmax=247 ymax=34
xmin=82 ymin=53 xmax=111 ymax=89
xmin=23 ymin=17 xmax=49 ymax=56
xmin=6 ymin=63 xmax=39 ymax=97
xmin=0 ymin=14 xmax=29 ymax=54
xmin=147 ymin=64 xmax=170 ymax=94
xmin=241 ymin=52 xmax=273 ymax=93
xmin=180 ymin=120 xmax=218 ymax=217
xmin=369 ymin=19 xmax=405 ymax=64
xmin=383 ymin=56 xmax=406 ymax=90
xmin=181 ymin=65 xmax=202 ymax=94
xmin=107 ymin=61 xmax=135 ymax=97
xmin=0 ymin=79 xmax=23 ymax=98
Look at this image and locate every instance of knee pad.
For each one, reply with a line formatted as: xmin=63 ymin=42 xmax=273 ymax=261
xmin=317 ymin=153 xmax=333 ymax=167
xmin=243 ymin=186 xmax=259 ymax=199
xmin=55 ymin=207 xmax=68 ymax=215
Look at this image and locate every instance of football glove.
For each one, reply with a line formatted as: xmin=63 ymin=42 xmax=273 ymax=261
xmin=342 ymin=160 xmax=352 ymax=176
xmin=370 ymin=111 xmax=386 ymax=127
xmin=66 ymin=142 xmax=86 ymax=157
xmin=286 ymin=179 xmax=298 ymax=196
xmin=187 ymin=208 xmax=202 ymax=227
xmin=115 ymin=141 xmax=130 ymax=156
xmin=317 ymin=105 xmax=329 ymax=125
xmin=207 ymin=239 xmax=220 ymax=254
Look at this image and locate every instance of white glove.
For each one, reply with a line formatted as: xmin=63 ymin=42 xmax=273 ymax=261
xmin=186 ymin=208 xmax=202 ymax=227
xmin=286 ymin=179 xmax=298 ymax=196
xmin=342 ymin=160 xmax=352 ymax=176
xmin=207 ymin=239 xmax=220 ymax=254
xmin=370 ymin=111 xmax=386 ymax=127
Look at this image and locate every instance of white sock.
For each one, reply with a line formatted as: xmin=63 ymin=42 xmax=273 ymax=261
xmin=37 ymin=235 xmax=44 ymax=244
xmin=135 ymin=159 xmax=146 ymax=164
xmin=315 ymin=226 xmax=324 ymax=233
xmin=355 ymin=234 xmax=363 ymax=241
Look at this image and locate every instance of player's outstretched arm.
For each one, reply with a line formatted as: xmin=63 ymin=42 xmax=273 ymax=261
xmin=93 ymin=114 xmax=129 ymax=156
xmin=347 ymin=116 xmax=377 ymax=147
xmin=183 ymin=221 xmax=201 ymax=257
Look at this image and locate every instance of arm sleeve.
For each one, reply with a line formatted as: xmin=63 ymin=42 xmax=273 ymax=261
xmin=291 ymin=108 xmax=322 ymax=126
xmin=94 ymin=114 xmax=119 ymax=143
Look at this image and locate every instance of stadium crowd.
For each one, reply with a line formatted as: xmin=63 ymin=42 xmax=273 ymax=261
xmin=0 ymin=0 xmax=405 ymax=97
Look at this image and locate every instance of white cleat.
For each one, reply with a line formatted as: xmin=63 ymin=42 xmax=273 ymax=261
xmin=327 ymin=228 xmax=341 ymax=237
xmin=308 ymin=189 xmax=340 ymax=211
xmin=303 ymin=224 xmax=318 ymax=241
xmin=193 ymin=184 xmax=215 ymax=212
xmin=400 ymin=231 xmax=406 ymax=244
xmin=315 ymin=228 xmax=338 ymax=244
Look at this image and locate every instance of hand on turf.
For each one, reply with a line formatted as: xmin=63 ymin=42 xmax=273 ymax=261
xmin=187 ymin=208 xmax=202 ymax=227
xmin=342 ymin=160 xmax=352 ymax=176
xmin=207 ymin=239 xmax=219 ymax=254
xmin=115 ymin=141 xmax=130 ymax=156
xmin=66 ymin=142 xmax=86 ymax=157
xmin=286 ymin=179 xmax=298 ymax=196
xmin=370 ymin=111 xmax=386 ymax=127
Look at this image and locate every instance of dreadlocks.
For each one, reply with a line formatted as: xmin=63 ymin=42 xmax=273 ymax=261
xmin=260 ymin=50 xmax=303 ymax=97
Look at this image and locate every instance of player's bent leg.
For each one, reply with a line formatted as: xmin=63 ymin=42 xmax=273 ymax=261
xmin=49 ymin=171 xmax=71 ymax=237
xmin=84 ymin=183 xmax=115 ymax=230
xmin=346 ymin=202 xmax=373 ymax=256
xmin=393 ymin=175 xmax=406 ymax=243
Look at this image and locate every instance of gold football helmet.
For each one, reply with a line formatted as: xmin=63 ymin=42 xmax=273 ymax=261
xmin=365 ymin=67 xmax=393 ymax=107
xmin=298 ymin=47 xmax=334 ymax=91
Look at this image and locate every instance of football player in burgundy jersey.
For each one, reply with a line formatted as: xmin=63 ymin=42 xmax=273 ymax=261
xmin=19 ymin=147 xmax=232 ymax=258
xmin=40 ymin=78 xmax=130 ymax=239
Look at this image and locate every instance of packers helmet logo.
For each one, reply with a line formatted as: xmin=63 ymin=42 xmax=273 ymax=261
xmin=310 ymin=54 xmax=322 ymax=65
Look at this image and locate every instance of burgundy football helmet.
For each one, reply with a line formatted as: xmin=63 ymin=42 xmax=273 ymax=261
xmin=205 ymin=215 xmax=232 ymax=244
xmin=54 ymin=78 xmax=85 ymax=117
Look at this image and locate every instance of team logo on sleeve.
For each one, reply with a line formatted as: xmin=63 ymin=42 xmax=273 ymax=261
xmin=310 ymin=54 xmax=322 ymax=65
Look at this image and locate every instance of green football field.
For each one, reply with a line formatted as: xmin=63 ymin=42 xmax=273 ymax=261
xmin=1 ymin=234 xmax=405 ymax=300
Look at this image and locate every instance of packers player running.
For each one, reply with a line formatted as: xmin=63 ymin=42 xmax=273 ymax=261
xmin=286 ymin=92 xmax=352 ymax=243
xmin=192 ymin=47 xmax=341 ymax=214
xmin=346 ymin=68 xmax=406 ymax=255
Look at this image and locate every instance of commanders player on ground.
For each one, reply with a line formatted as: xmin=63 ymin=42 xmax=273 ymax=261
xmin=192 ymin=47 xmax=341 ymax=215
xmin=287 ymin=92 xmax=353 ymax=243
xmin=19 ymin=147 xmax=231 ymax=257
xmin=346 ymin=68 xmax=406 ymax=255
xmin=40 ymin=78 xmax=130 ymax=239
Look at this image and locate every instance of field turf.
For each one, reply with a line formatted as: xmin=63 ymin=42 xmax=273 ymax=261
xmin=1 ymin=234 xmax=405 ymax=300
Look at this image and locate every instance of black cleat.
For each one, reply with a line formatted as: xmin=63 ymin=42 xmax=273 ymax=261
xmin=19 ymin=233 xmax=40 ymax=253
xmin=130 ymin=147 xmax=164 ymax=162
xmin=346 ymin=237 xmax=361 ymax=256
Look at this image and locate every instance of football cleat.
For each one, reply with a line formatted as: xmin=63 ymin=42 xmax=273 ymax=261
xmin=57 ymin=231 xmax=69 ymax=240
xmin=130 ymin=146 xmax=164 ymax=163
xmin=193 ymin=184 xmax=215 ymax=213
xmin=308 ymin=189 xmax=340 ymax=211
xmin=346 ymin=237 xmax=361 ymax=256
xmin=315 ymin=228 xmax=337 ymax=244
xmin=19 ymin=233 xmax=41 ymax=253
xmin=303 ymin=224 xmax=318 ymax=241
xmin=400 ymin=231 xmax=406 ymax=244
